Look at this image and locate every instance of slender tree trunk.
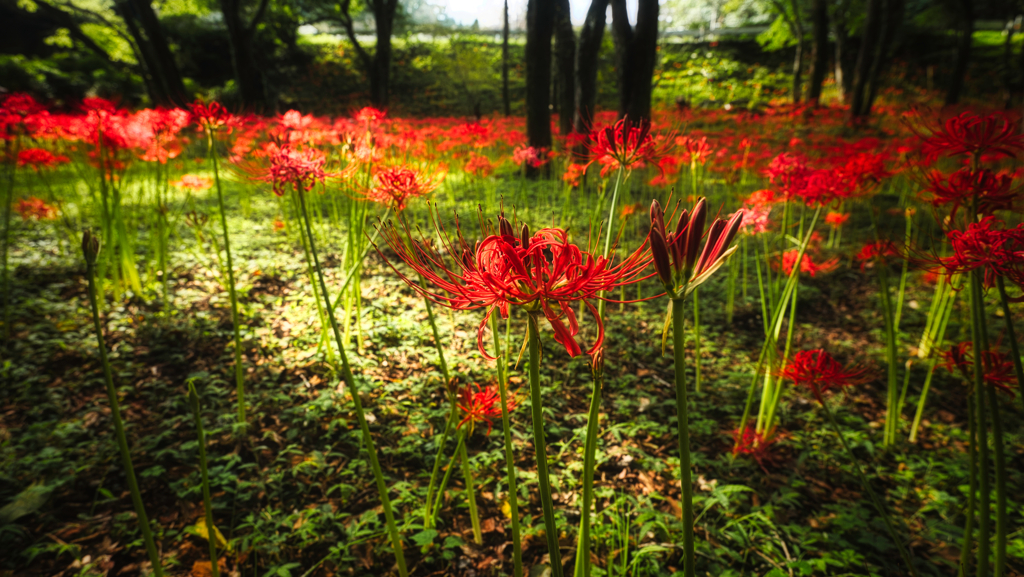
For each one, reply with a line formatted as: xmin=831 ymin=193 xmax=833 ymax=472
xmin=832 ymin=0 xmax=852 ymax=102
xmin=125 ymin=0 xmax=187 ymax=105
xmin=610 ymin=0 xmax=633 ymax=118
xmin=370 ymin=0 xmax=397 ymax=107
xmin=610 ymin=0 xmax=658 ymax=121
xmin=574 ymin=0 xmax=609 ymax=135
xmin=220 ymin=0 xmax=268 ymax=109
xmin=554 ymin=0 xmax=576 ymax=135
xmin=526 ymin=0 xmax=555 ymax=176
xmin=945 ymin=0 xmax=974 ymax=106
xmin=848 ymin=0 xmax=882 ymax=119
xmin=863 ymin=0 xmax=903 ymax=111
xmin=807 ymin=0 xmax=829 ymax=104
xmin=788 ymin=0 xmax=805 ymax=104
xmin=502 ymin=0 xmax=511 ymax=117
xmin=1003 ymin=19 xmax=1015 ymax=109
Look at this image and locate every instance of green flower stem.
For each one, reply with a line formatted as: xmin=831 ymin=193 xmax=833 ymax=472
xmin=968 ymin=271 xmax=990 ymax=577
xmin=762 ymin=280 xmax=800 ymax=435
xmin=527 ymin=312 xmax=563 ymax=577
xmin=187 ymin=382 xmax=220 ymax=577
xmin=85 ymin=253 xmax=164 ymax=577
xmin=597 ymin=166 xmax=626 ymax=322
xmin=208 ymin=134 xmax=246 ymax=428
xmin=2 ymin=140 xmax=15 ymax=351
xmin=431 ymin=430 xmax=466 ymax=522
xmin=671 ymin=297 xmax=696 ymax=577
xmin=692 ymin=288 xmax=701 ymax=392
xmin=995 ymin=276 xmax=1024 ymax=414
xmin=490 ymin=313 xmax=523 ymax=577
xmin=296 ymin=189 xmax=408 ymax=577
xmin=573 ymin=369 xmax=602 ymax=577
xmin=329 ymin=207 xmax=390 ymax=317
xmin=910 ymin=277 xmax=957 ymax=443
xmin=959 ymin=393 xmax=978 ymax=577
xmin=818 ymin=398 xmax=918 ymax=577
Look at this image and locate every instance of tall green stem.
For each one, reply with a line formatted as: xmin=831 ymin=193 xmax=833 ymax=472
xmin=969 ymin=271 xmax=990 ymax=577
xmin=692 ymin=289 xmax=701 ymax=392
xmin=430 ymin=430 xmax=466 ymax=521
xmin=959 ymin=394 xmax=977 ymax=577
xmin=296 ymin=190 xmax=408 ymax=577
xmin=85 ymin=250 xmax=164 ymax=577
xmin=490 ymin=313 xmax=523 ymax=577
xmin=573 ymin=369 xmax=602 ymax=577
xmin=819 ymin=399 xmax=918 ymax=577
xmin=208 ymin=135 xmax=246 ymax=428
xmin=527 ymin=313 xmax=563 ymax=577
xmin=671 ymin=297 xmax=696 ymax=577
xmin=995 ymin=276 xmax=1024 ymax=413
xmin=974 ymin=278 xmax=1006 ymax=577
xmin=188 ymin=382 xmax=220 ymax=577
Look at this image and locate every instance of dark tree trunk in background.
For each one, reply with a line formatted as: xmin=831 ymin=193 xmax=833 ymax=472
xmin=502 ymin=0 xmax=511 ymax=116
xmin=554 ymin=0 xmax=576 ymax=135
xmin=221 ymin=0 xmax=270 ymax=109
xmin=807 ymin=0 xmax=829 ymax=104
xmin=574 ymin=0 xmax=608 ymax=135
xmin=610 ymin=0 xmax=659 ymax=120
xmin=832 ymin=3 xmax=851 ymax=102
xmin=1003 ymin=18 xmax=1014 ymax=109
xmin=945 ymin=0 xmax=973 ymax=105
xmin=863 ymin=0 xmax=903 ymax=110
xmin=338 ymin=0 xmax=398 ymax=108
xmin=848 ymin=0 xmax=881 ymax=119
xmin=769 ymin=0 xmax=804 ymax=104
xmin=792 ymin=39 xmax=804 ymax=103
xmin=525 ymin=0 xmax=555 ymax=175
xmin=114 ymin=0 xmax=187 ymax=106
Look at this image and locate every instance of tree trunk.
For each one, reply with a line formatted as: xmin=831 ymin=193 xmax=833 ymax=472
xmin=610 ymin=0 xmax=658 ymax=121
xmin=863 ymin=0 xmax=904 ymax=111
xmin=502 ymin=0 xmax=511 ymax=117
xmin=525 ymin=0 xmax=555 ymax=175
xmin=220 ymin=0 xmax=269 ymax=109
xmin=944 ymin=0 xmax=973 ymax=106
xmin=806 ymin=0 xmax=829 ymax=104
xmin=554 ymin=0 xmax=576 ymax=135
xmin=1003 ymin=18 xmax=1014 ymax=109
xmin=574 ymin=0 xmax=608 ymax=134
xmin=114 ymin=0 xmax=186 ymax=106
xmin=848 ymin=0 xmax=881 ymax=119
xmin=788 ymin=0 xmax=804 ymax=104
xmin=370 ymin=0 xmax=397 ymax=107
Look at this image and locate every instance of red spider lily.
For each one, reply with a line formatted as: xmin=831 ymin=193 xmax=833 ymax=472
xmin=587 ymin=118 xmax=670 ymax=177
xmin=375 ymin=208 xmax=652 ymax=358
xmin=188 ymin=100 xmax=235 ymax=131
xmin=171 ymin=174 xmax=214 ymax=191
xmin=563 ymin=162 xmax=587 ymax=187
xmin=17 ymin=148 xmax=69 ymax=169
xmin=765 ymin=153 xmax=811 ymax=199
xmin=922 ymin=168 xmax=1017 ymax=221
xmin=464 ymin=153 xmax=494 ymax=178
xmin=273 ymin=219 xmax=286 ymax=232
xmin=942 ymin=342 xmax=1017 ymax=397
xmin=732 ymin=205 xmax=771 ymax=235
xmin=354 ymin=106 xmax=386 ymax=126
xmin=779 ymin=349 xmax=868 ymax=404
xmin=933 ymin=216 xmax=1024 ymax=292
xmin=745 ymin=189 xmax=777 ymax=208
xmin=14 ymin=197 xmax=57 ymax=220
xmin=512 ymin=145 xmax=549 ymax=169
xmin=252 ymin=146 xmax=332 ymax=196
xmin=913 ymin=111 xmax=1024 ymax=161
xmin=457 ymin=383 xmax=518 ymax=435
xmin=855 ymin=241 xmax=901 ymax=271
xmin=778 ymin=249 xmax=839 ymax=277
xmin=731 ymin=426 xmax=779 ymax=472
xmin=620 ymin=202 xmax=642 ymax=218
xmin=649 ymin=197 xmax=744 ymax=297
xmin=362 ymin=166 xmax=445 ymax=211
xmin=677 ymin=135 xmax=714 ymax=164
xmin=825 ymin=212 xmax=850 ymax=227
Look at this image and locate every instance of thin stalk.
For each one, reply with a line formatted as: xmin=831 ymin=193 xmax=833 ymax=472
xmin=187 ymin=382 xmax=220 ymax=577
xmin=573 ymin=369 xmax=602 ymax=577
xmin=693 ymin=288 xmax=701 ymax=392
xmin=597 ymin=167 xmax=625 ymax=321
xmin=430 ymin=430 xmax=466 ymax=521
xmin=959 ymin=394 xmax=978 ymax=577
xmin=85 ymin=252 xmax=164 ymax=577
xmin=1 ymin=142 xmax=15 ymax=351
xmin=296 ymin=189 xmax=408 ymax=577
xmin=490 ymin=313 xmax=523 ymax=577
xmin=330 ymin=207 xmax=390 ymax=316
xmin=671 ymin=297 xmax=696 ymax=577
xmin=527 ymin=312 xmax=563 ymax=577
xmin=819 ymin=399 xmax=918 ymax=577
xmin=969 ymin=271 xmax=990 ymax=577
xmin=975 ymin=282 xmax=1006 ymax=577
xmin=910 ymin=278 xmax=958 ymax=442
xmin=208 ymin=135 xmax=246 ymax=428
xmin=995 ymin=276 xmax=1024 ymax=413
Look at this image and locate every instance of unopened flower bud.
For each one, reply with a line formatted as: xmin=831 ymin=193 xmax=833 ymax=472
xmin=650 ymin=200 xmax=667 ymax=239
xmin=520 ymin=223 xmax=531 ymax=250
xmin=498 ymin=214 xmax=514 ymax=238
xmin=650 ymin=229 xmax=673 ymax=288
xmin=81 ymin=230 xmax=100 ymax=265
xmin=684 ymin=197 xmax=707 ymax=273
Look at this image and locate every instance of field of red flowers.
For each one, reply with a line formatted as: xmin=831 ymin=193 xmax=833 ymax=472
xmin=1 ymin=93 xmax=1022 ymax=577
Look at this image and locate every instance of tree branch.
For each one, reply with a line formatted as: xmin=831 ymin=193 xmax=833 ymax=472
xmin=338 ymin=0 xmax=372 ymax=72
xmin=246 ymin=0 xmax=271 ymax=35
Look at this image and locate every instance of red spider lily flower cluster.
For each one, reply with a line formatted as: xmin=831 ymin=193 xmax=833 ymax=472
xmin=922 ymin=168 xmax=1017 ymax=221
xmin=933 ymin=216 xmax=1024 ymax=293
xmin=854 ymin=241 xmax=901 ymax=270
xmin=587 ymin=118 xmax=669 ymax=177
xmin=778 ymin=250 xmax=839 ymax=277
xmin=14 ymin=197 xmax=57 ymax=220
xmin=189 ymin=100 xmax=235 ymax=131
xmin=649 ymin=197 xmax=744 ymax=298
xmin=171 ymin=174 xmax=214 ymax=191
xmin=463 ymin=153 xmax=495 ymax=178
xmin=942 ymin=342 xmax=1017 ymax=397
xmin=913 ymin=111 xmax=1024 ymax=161
xmin=254 ymin=146 xmax=331 ymax=196
xmin=457 ymin=383 xmax=518 ymax=435
xmin=375 ymin=209 xmax=652 ymax=358
xmin=731 ymin=426 xmax=779 ymax=472
xmin=17 ymin=148 xmax=69 ymax=169
xmin=362 ymin=166 xmax=445 ymax=211
xmin=779 ymin=349 xmax=868 ymax=404
xmin=677 ymin=135 xmax=714 ymax=164
xmin=825 ymin=211 xmax=850 ymax=227
xmin=512 ymin=146 xmax=550 ymax=169
xmin=354 ymin=106 xmax=386 ymax=126
xmin=732 ymin=205 xmax=771 ymax=235
xmin=562 ymin=162 xmax=587 ymax=187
